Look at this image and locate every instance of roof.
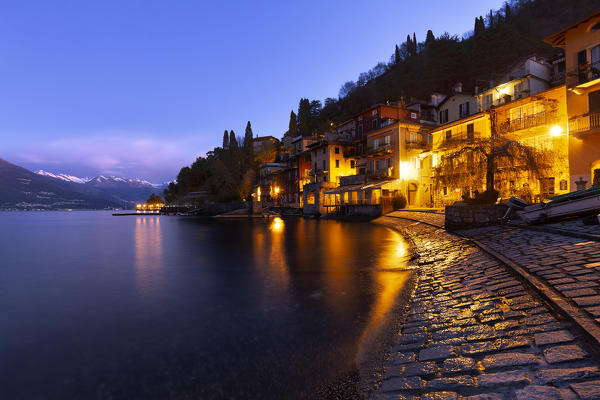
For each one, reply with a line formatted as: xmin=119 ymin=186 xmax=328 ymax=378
xmin=437 ymin=93 xmax=476 ymax=109
xmin=544 ymin=11 xmax=600 ymax=48
xmin=430 ymin=112 xmax=489 ymax=132
xmin=253 ymin=136 xmax=279 ymax=142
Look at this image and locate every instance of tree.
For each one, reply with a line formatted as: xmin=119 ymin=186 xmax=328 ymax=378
xmin=222 ymin=130 xmax=229 ymax=149
xmin=287 ymin=110 xmax=298 ymax=137
xmin=413 ymin=32 xmax=418 ymax=54
xmin=474 ymin=16 xmax=485 ymax=36
xmin=395 ymin=44 xmax=401 ymax=64
xmin=146 ymin=193 xmax=164 ymax=204
xmin=339 ymin=81 xmax=356 ymax=98
xmin=504 ymin=2 xmax=511 ymax=23
xmin=425 ymin=30 xmax=435 ymax=46
xmin=243 ymin=121 xmax=253 ymax=153
xmin=229 ymin=130 xmax=238 ymax=149
xmin=435 ymin=109 xmax=555 ymax=203
xmin=298 ymin=98 xmax=312 ymax=136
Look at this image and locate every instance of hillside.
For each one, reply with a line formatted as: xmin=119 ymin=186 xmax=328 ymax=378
xmin=313 ymin=0 xmax=600 ymax=128
xmin=0 ymin=159 xmax=121 ymax=210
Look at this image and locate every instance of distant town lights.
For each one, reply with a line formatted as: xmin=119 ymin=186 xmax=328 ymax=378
xmin=550 ymin=125 xmax=563 ymax=137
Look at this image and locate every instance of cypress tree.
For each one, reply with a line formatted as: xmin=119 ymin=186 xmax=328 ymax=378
xmin=222 ymin=130 xmax=229 ymax=149
xmin=243 ymin=121 xmax=253 ymax=154
xmin=298 ymin=98 xmax=312 ymax=137
xmin=504 ymin=2 xmax=511 ymax=23
xmin=288 ymin=110 xmax=298 ymax=137
xmin=425 ymin=30 xmax=435 ymax=46
xmin=229 ymin=130 xmax=238 ymax=149
xmin=406 ymin=34 xmax=412 ymax=56
xmin=413 ymin=32 xmax=417 ymax=54
xmin=395 ymin=44 xmax=401 ymax=63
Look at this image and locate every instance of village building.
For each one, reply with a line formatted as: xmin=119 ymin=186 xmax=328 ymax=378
xmin=545 ymin=11 xmax=600 ymax=190
xmin=477 ymin=56 xmax=553 ymax=111
xmin=436 ymin=83 xmax=478 ymax=124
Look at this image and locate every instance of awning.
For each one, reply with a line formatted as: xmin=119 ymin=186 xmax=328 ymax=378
xmin=324 ymin=184 xmax=364 ymax=194
xmin=324 ymin=180 xmax=402 ymax=194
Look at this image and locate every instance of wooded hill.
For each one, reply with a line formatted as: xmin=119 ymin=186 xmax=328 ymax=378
xmin=301 ymin=0 xmax=600 ymax=134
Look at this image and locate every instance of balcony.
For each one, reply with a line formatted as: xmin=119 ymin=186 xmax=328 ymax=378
xmin=367 ymin=143 xmax=392 ymax=155
xmin=569 ymin=113 xmax=600 ymax=134
xmin=568 ymin=61 xmax=600 ymax=88
xmin=405 ymin=140 xmax=430 ymax=149
xmin=497 ymin=110 xmax=558 ymax=134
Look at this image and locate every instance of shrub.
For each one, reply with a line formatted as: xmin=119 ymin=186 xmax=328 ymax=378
xmin=392 ymin=193 xmax=407 ymax=209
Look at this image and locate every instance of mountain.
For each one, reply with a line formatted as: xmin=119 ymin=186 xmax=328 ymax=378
xmin=36 ymin=170 xmax=92 ymax=184
xmin=36 ymin=171 xmax=167 ymax=206
xmin=0 ymin=159 xmax=121 ymax=210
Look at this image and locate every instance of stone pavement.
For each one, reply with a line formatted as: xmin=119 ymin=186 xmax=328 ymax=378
xmin=373 ymin=215 xmax=600 ymax=400
xmin=460 ymin=225 xmax=600 ymax=328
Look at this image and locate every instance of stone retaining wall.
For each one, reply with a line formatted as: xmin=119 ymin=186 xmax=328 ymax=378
xmin=445 ymin=204 xmax=508 ymax=230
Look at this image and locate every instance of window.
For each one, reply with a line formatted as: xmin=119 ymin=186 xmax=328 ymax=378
xmin=467 ymin=123 xmax=474 ymax=139
xmin=591 ymin=22 xmax=600 ymax=32
xmin=335 ymin=159 xmax=339 ymax=168
xmin=540 ymin=177 xmax=555 ymax=197
xmin=322 ymin=160 xmax=326 ymax=171
xmin=334 ymin=147 xmax=340 ymax=154
xmin=374 ymin=138 xmax=379 ymax=150
xmin=560 ymin=180 xmax=568 ymax=191
xmin=384 ymin=135 xmax=391 ymax=145
xmin=411 ymin=112 xmax=417 ymax=119
xmin=410 ymin=132 xmax=417 ymax=142
xmin=358 ymin=125 xmax=363 ymax=137
xmin=314 ymin=162 xmax=317 ymax=171
xmin=589 ymin=90 xmax=600 ymax=114
xmin=350 ymin=160 xmax=355 ymax=169
xmin=483 ymin=94 xmax=493 ymax=110
xmin=445 ymin=130 xmax=452 ymax=140
xmin=372 ymin=119 xmax=378 ymax=130
xmin=459 ymin=102 xmax=470 ymax=118
xmin=439 ymin=109 xmax=449 ymax=124
xmin=322 ymin=148 xmax=326 ymax=155
xmin=443 ymin=187 xmax=448 ymax=196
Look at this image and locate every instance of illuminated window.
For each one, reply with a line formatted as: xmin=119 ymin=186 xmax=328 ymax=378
xmin=335 ymin=160 xmax=339 ymax=168
xmin=443 ymin=187 xmax=448 ymax=196
xmin=560 ymin=180 xmax=568 ymax=190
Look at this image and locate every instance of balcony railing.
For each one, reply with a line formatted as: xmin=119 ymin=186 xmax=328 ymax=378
xmin=367 ymin=143 xmax=392 ymax=155
xmin=497 ymin=110 xmax=558 ymax=134
xmin=568 ymin=60 xmax=600 ymax=87
xmin=569 ymin=113 xmax=600 ymax=134
xmin=405 ymin=140 xmax=430 ymax=149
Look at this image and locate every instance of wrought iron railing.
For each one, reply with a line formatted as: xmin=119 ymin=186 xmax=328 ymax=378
xmin=497 ymin=110 xmax=558 ymax=134
xmin=366 ymin=143 xmax=392 ymax=155
xmin=568 ymin=60 xmax=600 ymax=86
xmin=569 ymin=113 xmax=600 ymax=134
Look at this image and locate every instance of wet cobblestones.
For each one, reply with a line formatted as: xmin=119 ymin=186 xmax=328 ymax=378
xmin=373 ymin=215 xmax=600 ymax=400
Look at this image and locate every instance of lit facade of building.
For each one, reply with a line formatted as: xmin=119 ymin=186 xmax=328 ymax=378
xmin=546 ymin=11 xmax=600 ymax=190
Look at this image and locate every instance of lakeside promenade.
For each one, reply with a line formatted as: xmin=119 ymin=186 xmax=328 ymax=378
xmin=373 ymin=210 xmax=600 ymax=399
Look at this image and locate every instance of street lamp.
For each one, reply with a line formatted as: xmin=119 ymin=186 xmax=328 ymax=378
xmin=550 ymin=125 xmax=563 ymax=137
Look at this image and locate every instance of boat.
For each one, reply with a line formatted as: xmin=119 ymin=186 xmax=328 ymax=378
xmin=506 ymin=186 xmax=600 ymax=224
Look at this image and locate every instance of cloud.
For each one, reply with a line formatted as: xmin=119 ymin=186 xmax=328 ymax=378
xmin=8 ymin=132 xmax=209 ymax=182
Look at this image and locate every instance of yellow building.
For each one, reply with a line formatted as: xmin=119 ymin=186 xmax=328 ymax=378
xmin=430 ymin=113 xmax=491 ymax=206
xmin=546 ymin=11 xmax=600 ymax=189
xmin=307 ymin=133 xmax=356 ymax=185
xmin=365 ymin=121 xmax=433 ymax=206
xmin=493 ymin=85 xmax=570 ymax=201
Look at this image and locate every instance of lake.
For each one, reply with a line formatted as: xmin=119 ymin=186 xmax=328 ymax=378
xmin=0 ymin=211 xmax=411 ymax=399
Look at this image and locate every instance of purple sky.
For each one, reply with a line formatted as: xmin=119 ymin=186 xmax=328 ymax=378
xmin=1 ymin=0 xmax=504 ymax=183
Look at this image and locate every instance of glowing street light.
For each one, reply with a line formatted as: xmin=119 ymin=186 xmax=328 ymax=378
xmin=550 ymin=125 xmax=563 ymax=137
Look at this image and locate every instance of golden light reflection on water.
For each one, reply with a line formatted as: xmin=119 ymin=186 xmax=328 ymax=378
xmin=254 ymin=218 xmax=291 ymax=309
xmin=357 ymin=228 xmax=410 ymax=363
xmin=134 ymin=216 xmax=163 ymax=297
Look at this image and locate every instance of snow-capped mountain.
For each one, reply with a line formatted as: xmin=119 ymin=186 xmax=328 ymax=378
xmin=37 ymin=170 xmax=92 ymax=184
xmin=35 ymin=170 xmax=167 ymax=206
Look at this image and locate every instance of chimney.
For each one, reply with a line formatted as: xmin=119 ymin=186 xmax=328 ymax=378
xmin=452 ymin=83 xmax=463 ymax=94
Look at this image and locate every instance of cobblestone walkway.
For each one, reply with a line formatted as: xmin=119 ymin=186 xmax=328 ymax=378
xmin=461 ymin=225 xmax=600 ymax=327
xmin=374 ymin=216 xmax=600 ymax=400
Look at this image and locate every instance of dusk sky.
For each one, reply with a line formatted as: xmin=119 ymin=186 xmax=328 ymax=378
xmin=1 ymin=0 xmax=504 ymax=183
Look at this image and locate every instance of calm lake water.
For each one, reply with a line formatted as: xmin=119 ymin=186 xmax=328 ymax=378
xmin=0 ymin=211 xmax=411 ymax=399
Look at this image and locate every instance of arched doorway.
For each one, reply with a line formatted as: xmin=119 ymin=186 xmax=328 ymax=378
xmin=591 ymin=160 xmax=600 ymax=187
xmin=408 ymin=182 xmax=418 ymax=206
